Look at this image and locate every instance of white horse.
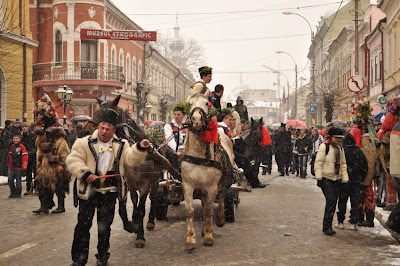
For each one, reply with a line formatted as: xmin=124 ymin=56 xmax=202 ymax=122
xmin=181 ymin=94 xmax=234 ymax=250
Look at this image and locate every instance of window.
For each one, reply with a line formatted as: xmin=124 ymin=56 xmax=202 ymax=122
xmin=395 ymin=34 xmax=397 ymax=70
xmin=379 ymin=52 xmax=382 ymax=80
xmin=371 ymin=59 xmax=374 ymax=84
xmin=126 ymin=57 xmax=131 ymax=92
xmin=81 ymin=39 xmax=97 ymax=79
xmin=389 ymin=40 xmax=392 ymax=74
xmin=375 ymin=56 xmax=378 ymax=82
xmin=138 ymin=61 xmax=143 ymax=81
xmin=151 ymin=114 xmax=157 ymax=121
xmin=55 ymin=30 xmax=62 ymax=65
xmin=132 ymin=57 xmax=137 ymax=85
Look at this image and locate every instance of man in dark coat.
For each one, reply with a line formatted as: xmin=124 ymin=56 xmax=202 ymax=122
xmin=336 ymin=133 xmax=368 ymax=230
xmin=21 ymin=123 xmax=37 ymax=195
xmin=211 ymin=84 xmax=224 ymax=111
xmin=274 ymin=123 xmax=292 ymax=176
xmin=0 ymin=120 xmax=14 ymax=176
xmin=234 ymin=96 xmax=248 ymax=122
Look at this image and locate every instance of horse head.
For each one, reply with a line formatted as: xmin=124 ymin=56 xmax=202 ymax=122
xmin=93 ymin=95 xmax=122 ymax=125
xmin=187 ymin=93 xmax=209 ymax=131
xmin=246 ymin=117 xmax=264 ymax=145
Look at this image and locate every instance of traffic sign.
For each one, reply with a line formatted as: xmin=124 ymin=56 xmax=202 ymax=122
xmin=347 ymin=75 xmax=365 ymax=93
xmin=310 ymin=104 xmax=317 ymax=115
xmin=81 ymin=29 xmax=157 ymax=41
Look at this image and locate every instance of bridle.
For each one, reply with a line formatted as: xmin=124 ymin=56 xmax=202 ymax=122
xmin=188 ymin=107 xmax=207 ymax=132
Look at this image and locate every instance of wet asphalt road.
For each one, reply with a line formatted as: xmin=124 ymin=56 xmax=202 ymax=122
xmin=1 ymin=163 xmax=400 ymax=266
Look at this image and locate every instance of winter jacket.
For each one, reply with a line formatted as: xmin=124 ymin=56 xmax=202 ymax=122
xmin=21 ymin=130 xmax=37 ymax=156
xmin=66 ymin=129 xmax=147 ymax=197
xmin=311 ymin=134 xmax=323 ymax=154
xmin=274 ymin=130 xmax=292 ymax=153
xmin=234 ymin=96 xmax=249 ymax=122
xmin=296 ymin=134 xmax=312 ymax=155
xmin=0 ymin=127 xmax=13 ymax=150
xmin=212 ymin=92 xmax=222 ymax=110
xmin=314 ymin=143 xmax=349 ymax=183
xmin=350 ymin=126 xmax=361 ymax=148
xmin=391 ymin=121 xmax=400 ymax=178
xmin=9 ymin=143 xmax=28 ymax=170
xmin=342 ymin=133 xmax=368 ymax=183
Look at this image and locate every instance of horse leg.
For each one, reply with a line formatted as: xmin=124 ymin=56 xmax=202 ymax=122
xmin=146 ymin=189 xmax=156 ymax=231
xmin=118 ymin=195 xmax=135 ymax=233
xmin=203 ymin=187 xmax=218 ymax=246
xmin=183 ymin=183 xmax=196 ymax=250
xmin=135 ymin=193 xmax=147 ymax=248
xmin=131 ymin=190 xmax=139 ymax=234
xmin=216 ymin=192 xmax=225 ymax=227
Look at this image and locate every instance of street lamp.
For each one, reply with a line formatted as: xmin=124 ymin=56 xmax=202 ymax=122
xmin=56 ymin=85 xmax=74 ymax=125
xmin=282 ymin=12 xmax=314 ymax=41
xmin=144 ymin=103 xmax=152 ymax=120
xmin=276 ymin=51 xmax=297 ymax=119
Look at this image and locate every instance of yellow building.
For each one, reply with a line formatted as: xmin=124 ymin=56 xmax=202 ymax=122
xmin=0 ymin=0 xmax=37 ymax=126
xmin=379 ymin=0 xmax=400 ymax=99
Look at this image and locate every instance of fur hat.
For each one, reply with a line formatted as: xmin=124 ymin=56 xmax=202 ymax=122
xmin=328 ymin=126 xmax=345 ymax=138
xmin=198 ymin=66 xmax=212 ymax=77
xmin=100 ymin=109 xmax=119 ymax=127
xmin=5 ymin=120 xmax=12 ymax=127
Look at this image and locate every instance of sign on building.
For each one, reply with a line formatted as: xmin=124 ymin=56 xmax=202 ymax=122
xmin=81 ymin=29 xmax=157 ymax=41
xmin=310 ymin=104 xmax=317 ymax=115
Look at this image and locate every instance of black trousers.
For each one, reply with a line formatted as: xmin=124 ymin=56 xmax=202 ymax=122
xmin=321 ymin=178 xmax=341 ymax=231
xmin=310 ymin=153 xmax=317 ymax=176
xmin=71 ymin=192 xmax=117 ymax=265
xmin=337 ymin=182 xmax=360 ymax=224
xmin=25 ymin=154 xmax=37 ymax=191
xmin=276 ymin=152 xmax=291 ymax=174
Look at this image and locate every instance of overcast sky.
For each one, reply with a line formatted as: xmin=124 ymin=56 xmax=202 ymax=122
xmin=111 ymin=0 xmax=354 ymax=99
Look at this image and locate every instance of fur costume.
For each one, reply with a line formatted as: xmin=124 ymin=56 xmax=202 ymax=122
xmin=36 ymin=126 xmax=71 ymax=193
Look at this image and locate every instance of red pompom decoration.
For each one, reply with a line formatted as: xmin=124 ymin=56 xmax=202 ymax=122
xmin=58 ymin=100 xmax=64 ymax=107
xmin=33 ymin=110 xmax=38 ymax=115
xmin=40 ymin=97 xmax=45 ymax=102
xmin=208 ymin=102 xmax=213 ymax=107
xmin=199 ymin=116 xmax=219 ymax=145
xmin=35 ymin=119 xmax=43 ymax=126
xmin=52 ymin=111 xmax=56 ymax=117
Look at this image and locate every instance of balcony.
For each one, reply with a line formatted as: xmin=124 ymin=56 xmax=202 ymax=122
xmin=33 ymin=62 xmax=124 ymax=89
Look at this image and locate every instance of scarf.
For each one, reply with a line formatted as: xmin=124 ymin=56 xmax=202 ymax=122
xmin=331 ymin=143 xmax=341 ymax=175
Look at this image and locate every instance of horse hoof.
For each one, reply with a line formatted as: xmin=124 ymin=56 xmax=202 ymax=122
xmin=203 ymin=238 xmax=213 ymax=246
xmin=123 ymin=222 xmax=136 ymax=233
xmin=135 ymin=239 xmax=145 ymax=248
xmin=215 ymin=220 xmax=225 ymax=227
xmin=186 ymin=243 xmax=196 ymax=251
xmin=146 ymin=222 xmax=155 ymax=231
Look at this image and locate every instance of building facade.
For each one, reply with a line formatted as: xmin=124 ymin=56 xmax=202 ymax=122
xmin=29 ymin=0 xmax=191 ymax=122
xmin=0 ymin=0 xmax=37 ymax=125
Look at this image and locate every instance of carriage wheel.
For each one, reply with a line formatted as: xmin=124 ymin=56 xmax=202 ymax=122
xmin=155 ymin=186 xmax=168 ymax=221
xmin=224 ymin=190 xmax=235 ymax=223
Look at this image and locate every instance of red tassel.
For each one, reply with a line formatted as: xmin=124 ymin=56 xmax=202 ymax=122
xmin=199 ymin=117 xmax=219 ymax=145
xmin=33 ymin=110 xmax=37 ymax=115
xmin=35 ymin=119 xmax=43 ymax=126
xmin=208 ymin=102 xmax=213 ymax=107
xmin=259 ymin=126 xmax=272 ymax=146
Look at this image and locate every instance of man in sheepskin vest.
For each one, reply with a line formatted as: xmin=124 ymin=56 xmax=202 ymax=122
xmin=67 ymin=109 xmax=150 ymax=266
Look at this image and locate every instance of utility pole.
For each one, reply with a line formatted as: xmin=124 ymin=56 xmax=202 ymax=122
xmin=294 ymin=64 xmax=298 ymax=119
xmin=354 ymin=0 xmax=359 ymax=75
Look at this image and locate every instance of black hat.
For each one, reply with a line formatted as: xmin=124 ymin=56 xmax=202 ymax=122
xmin=15 ymin=119 xmax=22 ymax=123
xmin=226 ymin=102 xmax=233 ymax=108
xmin=100 ymin=109 xmax=119 ymax=127
xmin=198 ymin=66 xmax=212 ymax=77
xmin=5 ymin=120 xmax=12 ymax=127
xmin=328 ymin=126 xmax=345 ymax=138
xmin=280 ymin=123 xmax=286 ymax=128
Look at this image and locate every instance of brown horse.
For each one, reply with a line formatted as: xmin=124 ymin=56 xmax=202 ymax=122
xmin=90 ymin=95 xmax=178 ymax=248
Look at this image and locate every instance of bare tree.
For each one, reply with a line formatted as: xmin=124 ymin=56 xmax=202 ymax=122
xmin=152 ymin=32 xmax=206 ymax=76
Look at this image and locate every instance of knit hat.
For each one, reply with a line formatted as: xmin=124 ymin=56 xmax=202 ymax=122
xmin=328 ymin=127 xmax=345 ymax=138
xmin=15 ymin=119 xmax=22 ymax=123
xmin=5 ymin=120 xmax=12 ymax=127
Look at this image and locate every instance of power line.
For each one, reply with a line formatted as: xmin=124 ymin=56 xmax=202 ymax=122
xmin=125 ymin=1 xmax=349 ymax=16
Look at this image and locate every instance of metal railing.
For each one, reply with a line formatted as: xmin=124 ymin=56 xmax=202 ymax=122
xmin=33 ymin=62 xmax=124 ymax=83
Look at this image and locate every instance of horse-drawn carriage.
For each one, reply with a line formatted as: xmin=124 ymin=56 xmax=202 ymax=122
xmin=88 ymin=94 xmax=252 ymax=249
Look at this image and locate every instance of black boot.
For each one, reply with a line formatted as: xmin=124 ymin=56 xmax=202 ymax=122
xmin=52 ymin=197 xmax=65 ymax=214
xmin=296 ymin=169 xmax=299 ymax=177
xmin=285 ymin=168 xmax=289 ymax=176
xmin=33 ymin=198 xmax=49 ymax=214
xmin=96 ymin=253 xmax=110 ymax=266
xmin=366 ymin=211 xmax=375 ymax=227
